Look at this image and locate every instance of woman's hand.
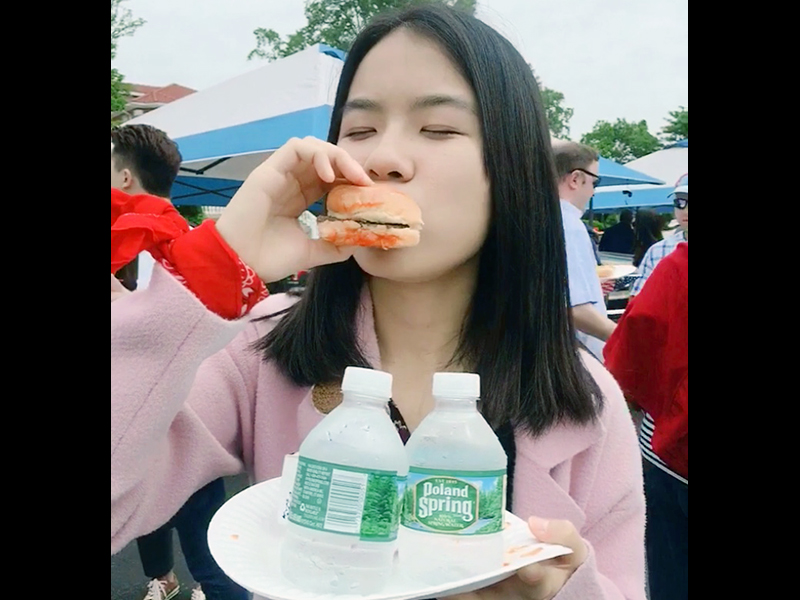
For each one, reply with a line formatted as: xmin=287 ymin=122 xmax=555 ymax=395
xmin=449 ymin=517 xmax=588 ymax=600
xmin=215 ymin=136 xmax=372 ymax=283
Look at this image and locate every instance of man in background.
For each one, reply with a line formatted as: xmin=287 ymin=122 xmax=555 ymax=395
xmin=553 ymin=141 xmax=617 ymax=361
xmin=598 ymin=208 xmax=635 ymax=254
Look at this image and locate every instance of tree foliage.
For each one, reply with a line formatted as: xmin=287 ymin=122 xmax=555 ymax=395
xmin=249 ymin=0 xmax=476 ymax=61
xmin=111 ymin=0 xmax=145 ymax=116
xmin=660 ymin=106 xmax=688 ymax=143
xmin=580 ymin=119 xmax=661 ymax=163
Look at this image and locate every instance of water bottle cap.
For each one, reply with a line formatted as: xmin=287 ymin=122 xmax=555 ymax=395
xmin=341 ymin=366 xmax=393 ymax=398
xmin=432 ymin=372 xmax=480 ymax=399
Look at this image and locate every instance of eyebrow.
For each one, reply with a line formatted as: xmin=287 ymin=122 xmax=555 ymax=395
xmin=343 ymin=94 xmax=476 ymax=115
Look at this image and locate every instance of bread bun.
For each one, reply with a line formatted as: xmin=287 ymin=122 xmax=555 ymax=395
xmin=318 ymin=218 xmax=421 ymax=249
xmin=595 ymin=265 xmax=615 ymax=279
xmin=326 ymin=184 xmax=423 ymax=229
xmin=318 ymin=184 xmax=423 ymax=249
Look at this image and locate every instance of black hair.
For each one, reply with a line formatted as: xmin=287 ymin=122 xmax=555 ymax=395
xmin=111 ymin=124 xmax=182 ymax=197
xmin=632 ymin=209 xmax=664 ymax=267
xmin=255 ymin=3 xmax=602 ymax=437
xmin=619 ymin=209 xmax=634 ymax=225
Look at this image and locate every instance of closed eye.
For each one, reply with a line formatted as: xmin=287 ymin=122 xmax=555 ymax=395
xmin=422 ymin=128 xmax=461 ymax=138
xmin=343 ymin=129 xmax=376 ymax=140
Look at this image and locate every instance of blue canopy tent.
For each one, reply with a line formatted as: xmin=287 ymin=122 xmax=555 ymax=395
xmin=124 ymin=44 xmax=347 ymax=207
xmin=590 ymin=139 xmax=688 ymax=214
xmin=596 ymin=157 xmax=664 ymax=187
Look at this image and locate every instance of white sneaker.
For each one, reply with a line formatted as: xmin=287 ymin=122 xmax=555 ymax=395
xmin=142 ymin=578 xmax=180 ymax=600
xmin=190 ymin=586 xmax=207 ymax=600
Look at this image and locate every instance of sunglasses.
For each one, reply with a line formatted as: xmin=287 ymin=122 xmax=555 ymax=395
xmin=673 ymin=196 xmax=688 ymax=210
xmin=575 ymin=168 xmax=601 ymax=188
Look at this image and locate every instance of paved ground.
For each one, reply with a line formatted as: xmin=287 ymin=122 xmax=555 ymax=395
xmin=111 ymin=474 xmax=250 ymax=600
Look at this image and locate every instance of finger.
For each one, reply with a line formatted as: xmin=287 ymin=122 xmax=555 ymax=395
xmin=313 ymin=149 xmax=336 ymax=184
xmin=528 ymin=517 xmax=587 ymax=566
xmin=515 ymin=563 xmax=563 ymax=600
xmin=331 ymin=149 xmax=373 ymax=186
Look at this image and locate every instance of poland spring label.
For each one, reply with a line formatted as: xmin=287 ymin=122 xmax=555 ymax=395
xmin=402 ymin=467 xmax=506 ymax=535
xmin=287 ymin=456 xmax=404 ymax=542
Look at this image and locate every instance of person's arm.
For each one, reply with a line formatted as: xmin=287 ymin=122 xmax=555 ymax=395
xmin=111 ymin=265 xmax=257 ymax=554
xmin=604 ymin=244 xmax=686 ymax=417
xmin=571 ymin=303 xmax=617 ymax=341
xmin=629 ymin=245 xmax=657 ymax=296
xmin=112 ymin=139 xmax=373 ymax=555
xmin=558 ymin=362 xmax=648 ymax=599
xmin=500 ymin=358 xmax=647 ymax=600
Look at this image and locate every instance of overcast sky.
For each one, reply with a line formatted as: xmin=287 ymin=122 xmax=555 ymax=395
xmin=113 ymin=0 xmax=688 ymax=139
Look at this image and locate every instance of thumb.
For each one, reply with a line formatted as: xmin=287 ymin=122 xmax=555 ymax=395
xmin=528 ymin=517 xmax=588 ymax=565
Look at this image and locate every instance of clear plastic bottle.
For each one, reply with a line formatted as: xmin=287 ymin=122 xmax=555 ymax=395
xmin=400 ymin=372 xmax=507 ymax=585
xmin=281 ymin=367 xmax=409 ymax=594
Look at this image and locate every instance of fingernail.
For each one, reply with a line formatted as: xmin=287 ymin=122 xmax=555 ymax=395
xmin=528 ymin=516 xmax=549 ymax=536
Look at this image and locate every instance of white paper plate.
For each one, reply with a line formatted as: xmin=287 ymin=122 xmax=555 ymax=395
xmin=599 ymin=265 xmax=637 ymax=281
xmin=208 ymin=477 xmax=572 ymax=600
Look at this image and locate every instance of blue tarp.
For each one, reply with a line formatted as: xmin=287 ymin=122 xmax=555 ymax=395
xmin=596 ymin=157 xmax=663 ymax=187
xmin=591 ymin=185 xmax=675 ymax=212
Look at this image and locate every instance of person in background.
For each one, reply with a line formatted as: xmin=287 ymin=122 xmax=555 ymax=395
xmin=111 ymin=124 xmax=248 ymax=600
xmin=632 ymin=208 xmax=663 ymax=268
xmin=554 ymin=141 xmax=617 ymax=361
xmin=604 ymin=242 xmax=688 ymax=600
xmin=598 ymin=209 xmax=634 ymax=254
xmin=631 ymin=175 xmax=688 ymax=295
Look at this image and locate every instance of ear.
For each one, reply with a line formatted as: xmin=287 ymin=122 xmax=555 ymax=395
xmin=568 ymin=171 xmax=581 ymax=191
xmin=120 ymin=169 xmax=134 ymax=190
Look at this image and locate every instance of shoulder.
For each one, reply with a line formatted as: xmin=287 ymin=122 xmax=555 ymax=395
xmin=516 ymin=350 xmax=636 ymax=468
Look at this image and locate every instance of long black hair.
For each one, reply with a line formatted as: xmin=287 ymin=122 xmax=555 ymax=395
xmin=255 ymin=3 xmax=603 ymax=437
xmin=632 ymin=209 xmax=664 ymax=267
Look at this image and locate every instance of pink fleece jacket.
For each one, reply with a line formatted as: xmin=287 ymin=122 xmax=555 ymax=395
xmin=111 ymin=266 xmax=646 ymax=600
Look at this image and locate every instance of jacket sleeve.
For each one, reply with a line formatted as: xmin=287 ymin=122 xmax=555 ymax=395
xmin=111 ymin=265 xmax=285 ymax=555
xmin=604 ymin=246 xmax=682 ymax=418
xmin=555 ymin=361 xmax=647 ymax=600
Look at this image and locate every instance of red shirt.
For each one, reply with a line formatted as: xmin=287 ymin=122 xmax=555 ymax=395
xmin=604 ymin=243 xmax=688 ymax=478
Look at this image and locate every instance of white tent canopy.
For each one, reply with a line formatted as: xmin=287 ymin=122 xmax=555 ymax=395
xmin=124 ymin=44 xmax=346 ymax=204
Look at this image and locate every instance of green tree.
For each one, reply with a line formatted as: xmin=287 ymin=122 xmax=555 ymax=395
xmin=540 ymin=86 xmax=574 ymax=139
xmin=111 ymin=0 xmax=145 ymax=117
xmin=580 ymin=119 xmax=660 ymax=164
xmin=175 ymin=205 xmax=205 ymax=227
xmin=660 ymin=106 xmax=688 ymax=143
xmin=249 ymin=0 xmax=476 ymax=61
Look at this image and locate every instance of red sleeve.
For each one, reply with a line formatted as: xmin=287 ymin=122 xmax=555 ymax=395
xmin=110 ymin=188 xmax=268 ymax=320
xmin=604 ymin=244 xmax=688 ymax=419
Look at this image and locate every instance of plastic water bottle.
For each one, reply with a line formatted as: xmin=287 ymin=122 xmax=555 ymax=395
xmin=400 ymin=372 xmax=507 ymax=584
xmin=281 ymin=367 xmax=409 ymax=594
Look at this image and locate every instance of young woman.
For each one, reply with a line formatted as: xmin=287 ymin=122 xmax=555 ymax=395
xmin=111 ymin=5 xmax=646 ymax=599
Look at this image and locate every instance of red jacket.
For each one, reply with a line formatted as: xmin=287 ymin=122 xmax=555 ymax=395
xmin=604 ymin=243 xmax=688 ymax=478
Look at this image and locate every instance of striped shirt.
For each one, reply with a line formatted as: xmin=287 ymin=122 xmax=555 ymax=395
xmin=630 ymin=230 xmax=687 ymax=296
xmin=639 ymin=413 xmax=688 ymax=485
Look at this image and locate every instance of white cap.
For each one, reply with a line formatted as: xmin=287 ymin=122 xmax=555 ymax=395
xmin=432 ymin=372 xmax=480 ymax=399
xmin=341 ymin=366 xmax=393 ymax=398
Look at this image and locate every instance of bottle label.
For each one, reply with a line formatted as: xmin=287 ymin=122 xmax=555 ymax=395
xmin=402 ymin=467 xmax=506 ymax=535
xmin=287 ymin=456 xmax=402 ymax=542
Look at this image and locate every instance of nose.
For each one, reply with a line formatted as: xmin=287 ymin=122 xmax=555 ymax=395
xmin=362 ymin=132 xmax=413 ymax=183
